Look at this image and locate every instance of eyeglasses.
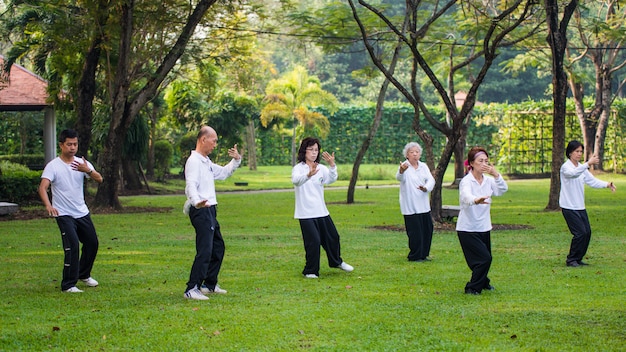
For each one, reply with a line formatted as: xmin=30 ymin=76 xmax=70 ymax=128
xmin=305 ymin=148 xmax=319 ymax=153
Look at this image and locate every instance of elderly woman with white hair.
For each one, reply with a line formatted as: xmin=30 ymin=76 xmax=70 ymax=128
xmin=396 ymin=142 xmax=436 ymax=262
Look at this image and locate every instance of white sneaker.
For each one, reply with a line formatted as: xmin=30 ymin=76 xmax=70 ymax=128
xmin=338 ymin=262 xmax=354 ymax=272
xmin=200 ymin=284 xmax=227 ymax=294
xmin=81 ymin=277 xmax=99 ymax=287
xmin=63 ymin=287 xmax=83 ymax=293
xmin=304 ymin=274 xmax=319 ymax=279
xmin=184 ymin=287 xmax=209 ymax=300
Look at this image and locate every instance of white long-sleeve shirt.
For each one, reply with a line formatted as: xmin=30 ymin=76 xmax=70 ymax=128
xmin=456 ymin=172 xmax=508 ymax=232
xmin=396 ymin=160 xmax=435 ymax=215
xmin=292 ymin=162 xmax=337 ymax=219
xmin=183 ymin=150 xmax=240 ymax=214
xmin=559 ymin=159 xmax=608 ymax=210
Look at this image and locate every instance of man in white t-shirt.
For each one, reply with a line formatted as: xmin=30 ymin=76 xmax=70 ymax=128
xmin=38 ymin=129 xmax=103 ymax=293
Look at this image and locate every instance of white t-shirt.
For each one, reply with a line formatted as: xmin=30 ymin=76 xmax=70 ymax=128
xmin=41 ymin=156 xmax=94 ymax=218
xmin=396 ymin=160 xmax=435 ymax=215
xmin=292 ymin=162 xmax=337 ymax=219
xmin=456 ymin=172 xmax=508 ymax=232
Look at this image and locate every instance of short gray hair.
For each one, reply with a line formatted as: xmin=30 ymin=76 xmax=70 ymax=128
xmin=402 ymin=142 xmax=422 ymax=158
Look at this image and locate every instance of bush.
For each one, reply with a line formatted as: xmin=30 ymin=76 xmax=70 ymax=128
xmin=178 ymin=133 xmax=196 ymax=172
xmin=154 ymin=140 xmax=173 ymax=181
xmin=0 ymin=161 xmax=42 ymax=203
xmin=0 ymin=154 xmax=46 ymax=170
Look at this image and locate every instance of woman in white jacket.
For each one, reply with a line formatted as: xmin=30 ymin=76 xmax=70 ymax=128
xmin=560 ymin=140 xmax=615 ymax=267
xmin=456 ymin=146 xmax=508 ymax=295
xmin=292 ymin=137 xmax=353 ymax=279
xmin=396 ymin=142 xmax=436 ymax=262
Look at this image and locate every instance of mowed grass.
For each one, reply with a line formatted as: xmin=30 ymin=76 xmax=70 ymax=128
xmin=1 ymin=170 xmax=626 ymax=351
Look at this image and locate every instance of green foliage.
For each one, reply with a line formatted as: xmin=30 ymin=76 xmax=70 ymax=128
xmin=256 ymin=103 xmax=495 ymax=166
xmin=123 ymin=116 xmax=150 ymax=163
xmin=207 ymin=90 xmax=257 ymax=154
xmin=177 ymin=132 xmax=197 ymax=171
xmin=0 ymin=112 xmax=45 ymax=156
xmin=0 ymin=161 xmax=41 ymax=203
xmin=260 ymin=65 xmax=339 ymax=159
xmin=0 ymin=154 xmax=46 ymax=170
xmin=476 ymin=99 xmax=626 ymax=174
xmin=153 ymin=140 xmax=173 ymax=182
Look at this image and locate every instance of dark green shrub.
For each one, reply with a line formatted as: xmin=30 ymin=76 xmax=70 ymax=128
xmin=0 ymin=154 xmax=46 ymax=170
xmin=154 ymin=140 xmax=173 ymax=181
xmin=178 ymin=132 xmax=196 ymax=173
xmin=0 ymin=161 xmax=42 ymax=203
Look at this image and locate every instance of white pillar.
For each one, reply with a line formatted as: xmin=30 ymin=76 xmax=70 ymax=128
xmin=43 ymin=107 xmax=56 ymax=163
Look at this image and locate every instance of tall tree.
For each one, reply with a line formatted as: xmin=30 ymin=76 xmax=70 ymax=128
xmin=348 ymin=0 xmax=541 ymax=220
xmin=94 ymin=0 xmax=220 ymax=208
xmin=545 ymin=0 xmax=578 ymax=210
xmin=567 ymin=0 xmax=626 ymax=170
xmin=260 ymin=65 xmax=339 ymax=165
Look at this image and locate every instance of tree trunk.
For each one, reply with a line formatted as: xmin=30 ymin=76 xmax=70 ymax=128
xmin=246 ymin=119 xmax=257 ymax=171
xmin=545 ymin=0 xmax=578 ymax=210
xmin=452 ymin=135 xmax=466 ymax=185
xmin=347 ymin=35 xmax=403 ymax=204
xmin=75 ymin=35 xmax=104 ymax=159
xmin=347 ymin=79 xmax=390 ymax=204
xmin=122 ymin=157 xmax=142 ymax=190
xmin=594 ymin=64 xmax=612 ymax=170
xmin=146 ymin=103 xmax=157 ymax=178
xmin=75 ymin=0 xmax=110 ymax=160
xmin=430 ymin=131 xmax=459 ymax=222
xmin=94 ymin=0 xmax=218 ymax=208
xmin=291 ymin=118 xmax=297 ymax=166
xmin=94 ymin=121 xmax=125 ymax=209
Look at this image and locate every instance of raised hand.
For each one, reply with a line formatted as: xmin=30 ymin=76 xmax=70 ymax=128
xmin=228 ymin=144 xmax=242 ymax=160
xmin=321 ymin=151 xmax=335 ymax=167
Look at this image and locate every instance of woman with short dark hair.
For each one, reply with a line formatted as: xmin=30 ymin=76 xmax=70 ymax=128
xmin=560 ymin=140 xmax=616 ymax=267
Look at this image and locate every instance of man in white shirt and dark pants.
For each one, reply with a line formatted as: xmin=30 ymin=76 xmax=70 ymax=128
xmin=38 ymin=129 xmax=103 ymax=293
xmin=183 ymin=126 xmax=241 ymax=300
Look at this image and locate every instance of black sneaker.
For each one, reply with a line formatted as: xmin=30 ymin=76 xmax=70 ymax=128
xmin=464 ymin=288 xmax=481 ymax=295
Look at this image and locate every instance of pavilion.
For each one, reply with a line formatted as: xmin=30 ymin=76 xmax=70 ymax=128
xmin=0 ymin=55 xmax=57 ymax=164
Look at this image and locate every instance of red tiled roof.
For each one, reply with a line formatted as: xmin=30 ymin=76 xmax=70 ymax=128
xmin=455 ymin=91 xmax=483 ymax=107
xmin=0 ymin=55 xmax=50 ymax=111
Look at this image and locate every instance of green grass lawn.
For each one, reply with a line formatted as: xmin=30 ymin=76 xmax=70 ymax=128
xmin=1 ymin=169 xmax=625 ymax=351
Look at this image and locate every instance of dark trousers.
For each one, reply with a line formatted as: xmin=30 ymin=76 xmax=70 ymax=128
xmin=56 ymin=214 xmax=99 ymax=291
xmin=186 ymin=206 xmax=225 ymax=292
xmin=562 ymin=208 xmax=592 ymax=264
xmin=457 ymin=231 xmax=492 ymax=293
xmin=404 ymin=212 xmax=434 ymax=261
xmin=299 ymin=216 xmax=343 ymax=276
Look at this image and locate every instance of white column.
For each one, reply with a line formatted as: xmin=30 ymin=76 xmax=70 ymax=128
xmin=43 ymin=107 xmax=56 ymax=163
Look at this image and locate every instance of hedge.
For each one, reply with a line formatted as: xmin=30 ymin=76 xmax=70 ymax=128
xmin=0 ymin=161 xmax=42 ymax=203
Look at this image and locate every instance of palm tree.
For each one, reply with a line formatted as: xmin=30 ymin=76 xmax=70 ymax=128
xmin=260 ymin=66 xmax=339 ymax=165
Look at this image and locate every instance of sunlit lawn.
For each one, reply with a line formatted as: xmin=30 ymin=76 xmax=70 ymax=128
xmin=1 ymin=167 xmax=625 ymax=351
